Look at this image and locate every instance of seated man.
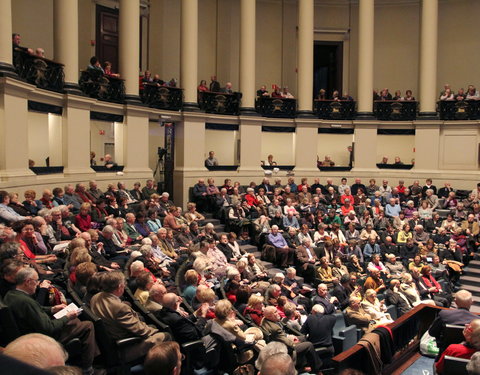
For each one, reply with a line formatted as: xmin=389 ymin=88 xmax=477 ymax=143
xmin=345 ymin=296 xmax=375 ymax=333
xmin=295 ymin=237 xmax=318 ymax=284
xmin=204 ymin=151 xmax=218 ymax=167
xmin=435 ymin=319 xmax=480 ymax=374
xmin=4 ymin=267 xmax=98 ymax=374
xmin=301 ymin=304 xmax=336 ymax=351
xmin=90 ymin=271 xmax=170 ymax=359
xmin=157 ymin=292 xmax=208 ymax=344
xmin=312 ymin=283 xmax=338 ymax=314
xmin=261 ymin=306 xmax=322 ymax=373
xmin=144 ymin=341 xmax=183 ymax=375
xmin=267 ymin=225 xmax=295 ymax=268
xmin=363 ymin=268 xmax=386 ymax=294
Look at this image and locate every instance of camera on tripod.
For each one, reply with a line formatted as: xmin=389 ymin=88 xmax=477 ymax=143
xmin=157 ymin=147 xmax=167 ymax=160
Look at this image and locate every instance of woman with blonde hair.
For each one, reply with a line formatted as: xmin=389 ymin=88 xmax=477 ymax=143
xmin=243 ymin=294 xmax=265 ymax=325
xmin=184 ymin=202 xmax=205 ymax=224
xmin=361 ymin=289 xmax=394 ymax=324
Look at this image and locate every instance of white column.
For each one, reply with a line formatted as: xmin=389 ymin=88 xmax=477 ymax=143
xmin=123 ymin=107 xmax=152 ymax=175
xmin=297 ymin=0 xmax=314 ymax=115
xmin=180 ymin=0 xmax=199 ymax=110
xmin=294 ymin=120 xmax=318 ymax=173
xmin=119 ymin=0 xmax=140 ymax=100
xmin=357 ymin=0 xmax=375 ymax=116
xmin=239 ymin=0 xmax=256 ymax=113
xmin=238 ymin=119 xmax=263 ymax=172
xmin=0 ymin=0 xmax=15 ymax=76
xmin=419 ymin=0 xmax=438 ymax=116
xmin=54 ymin=0 xmax=79 ymax=90
xmin=353 ymin=122 xmax=378 ymax=171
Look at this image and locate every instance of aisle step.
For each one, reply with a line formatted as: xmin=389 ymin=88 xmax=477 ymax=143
xmin=467 ymin=260 xmax=480 ymax=270
xmin=457 ymin=275 xmax=480 ymax=287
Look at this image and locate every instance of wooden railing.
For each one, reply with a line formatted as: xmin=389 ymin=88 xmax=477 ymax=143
xmin=255 ymin=97 xmax=297 ymax=118
xmin=438 ymin=100 xmax=480 ymax=120
xmin=374 ymin=100 xmax=418 ymax=121
xmin=332 ymin=304 xmax=442 ymax=374
xmin=13 ymin=50 xmax=64 ymax=92
xmin=314 ymin=100 xmax=356 ymax=120
xmin=198 ymin=91 xmax=242 ymax=115
xmin=142 ymin=84 xmax=183 ymax=111
xmin=78 ymin=69 xmax=125 ymax=103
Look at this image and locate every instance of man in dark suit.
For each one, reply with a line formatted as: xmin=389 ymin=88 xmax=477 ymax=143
xmin=157 ymin=293 xmax=207 ymax=350
xmin=301 ymin=304 xmax=336 ymax=350
xmin=429 ymin=290 xmax=478 ymax=357
xmin=295 ymin=238 xmax=318 ymax=284
xmin=257 ymin=178 xmax=274 ymax=195
xmin=332 ymin=274 xmax=352 ymax=310
xmin=4 ymin=268 xmax=98 ymax=374
xmin=438 ymin=182 xmax=454 ymax=199
xmin=261 ymin=306 xmax=322 ymax=372
xmin=312 ymin=283 xmax=338 ymax=314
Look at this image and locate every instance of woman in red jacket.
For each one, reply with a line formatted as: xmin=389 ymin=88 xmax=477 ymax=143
xmin=75 ymin=203 xmax=92 ymax=232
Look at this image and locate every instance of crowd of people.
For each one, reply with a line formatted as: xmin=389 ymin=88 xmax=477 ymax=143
xmin=439 ymin=84 xmax=480 ymax=101
xmin=2 ymin=172 xmax=480 ymax=374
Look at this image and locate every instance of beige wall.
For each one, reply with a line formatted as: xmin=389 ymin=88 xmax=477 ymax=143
xmin=317 ymin=133 xmax=353 ymax=166
xmin=376 ymin=134 xmax=415 ymax=165
xmin=205 ymin=129 xmax=238 ymax=165
xmin=28 ymin=111 xmax=49 ymax=166
xmin=261 ymin=131 xmax=295 ymax=165
xmin=148 ymin=121 xmax=165 ymax=172
xmin=90 ymin=120 xmax=115 ymax=162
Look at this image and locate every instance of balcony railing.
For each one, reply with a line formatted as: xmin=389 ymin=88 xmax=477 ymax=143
xmin=198 ymin=91 xmax=241 ymax=115
xmin=374 ymin=100 xmax=418 ymax=121
xmin=78 ymin=69 xmax=125 ymax=103
xmin=142 ymin=84 xmax=183 ymax=111
xmin=438 ymin=100 xmax=480 ymax=120
xmin=13 ymin=50 xmax=64 ymax=92
xmin=255 ymin=97 xmax=297 ymax=118
xmin=314 ymin=100 xmax=356 ymax=120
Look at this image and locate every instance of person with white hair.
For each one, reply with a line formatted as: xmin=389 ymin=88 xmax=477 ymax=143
xmin=3 ymin=333 xmax=67 ymax=369
xmin=301 ymin=304 xmax=336 ymax=350
xmin=267 ymin=225 xmax=295 ymax=268
xmin=255 ymin=342 xmax=288 ymax=370
xmin=260 ymin=353 xmax=296 ymax=375
xmin=467 ymin=351 xmax=480 ymax=375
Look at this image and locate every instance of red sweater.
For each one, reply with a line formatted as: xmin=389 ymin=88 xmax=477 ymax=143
xmin=75 ymin=214 xmax=92 ymax=232
xmin=435 ymin=343 xmax=476 ymax=374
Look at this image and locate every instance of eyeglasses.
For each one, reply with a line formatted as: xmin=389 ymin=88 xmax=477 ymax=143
xmin=29 ymin=278 xmax=40 ymax=285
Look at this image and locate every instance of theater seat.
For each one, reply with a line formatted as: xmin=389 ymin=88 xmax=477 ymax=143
xmin=443 ymin=355 xmax=469 ymax=375
xmin=444 ymin=324 xmax=465 ymax=346
xmin=332 ymin=312 xmax=358 ymax=354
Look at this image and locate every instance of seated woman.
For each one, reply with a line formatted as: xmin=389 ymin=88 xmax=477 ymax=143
xmin=417 ymin=265 xmax=451 ymax=307
xmin=418 ymin=200 xmax=433 ymax=220
xmin=361 ymin=289 xmax=394 ymax=325
xmin=214 ymin=299 xmax=249 ymax=341
xmin=243 ymin=294 xmax=265 ymax=325
xmin=224 ymin=267 xmax=242 ymax=304
xmin=133 ymin=270 xmax=155 ymax=306
xmin=408 ymin=254 xmax=425 ymax=274
xmin=367 ymin=253 xmax=388 ymax=276
xmin=441 ymin=213 xmax=458 ymax=234
xmin=13 ymin=220 xmax=56 ymax=264
xmin=184 ymin=202 xmax=205 ymax=224
xmin=347 ymin=254 xmax=366 ymax=277
xmin=146 ymin=208 xmax=163 ymax=233
xmin=399 ymin=272 xmax=435 ymax=307
xmin=397 ymin=223 xmax=413 ymax=244
xmin=182 ymin=269 xmax=199 ymax=305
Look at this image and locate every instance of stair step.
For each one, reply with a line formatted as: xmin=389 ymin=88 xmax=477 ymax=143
xmin=214 ymin=224 xmax=225 ymax=232
xmin=470 ymin=305 xmax=480 ymax=314
xmin=458 ymin=284 xmax=480 ymax=297
xmin=458 ymin=275 xmax=480 ymax=286
xmin=204 ymin=218 xmax=220 ymax=226
xmin=465 ymin=267 xmax=480 ymax=276
xmin=250 ymin=251 xmax=262 ymax=259
xmin=295 ymin=275 xmax=305 ymax=284
xmin=467 ymin=260 xmax=480 ymax=270
xmin=203 ymin=213 xmax=214 ymax=219
xmin=267 ymin=268 xmax=284 ymax=278
xmin=240 ymin=245 xmax=258 ymax=253
xmin=259 ymin=260 xmax=274 ymax=269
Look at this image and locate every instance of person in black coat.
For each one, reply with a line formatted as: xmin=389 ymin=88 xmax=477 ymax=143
xmin=331 ymin=274 xmax=351 ymax=310
xmin=300 ymin=304 xmax=336 ymax=349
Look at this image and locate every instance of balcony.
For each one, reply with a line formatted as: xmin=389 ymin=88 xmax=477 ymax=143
xmin=78 ymin=69 xmax=125 ymax=103
xmin=198 ymin=91 xmax=241 ymax=115
xmin=14 ymin=50 xmax=64 ymax=92
xmin=374 ymin=100 xmax=418 ymax=121
xmin=142 ymin=84 xmax=183 ymax=111
xmin=438 ymin=100 xmax=480 ymax=120
xmin=314 ymin=100 xmax=356 ymax=120
xmin=255 ymin=97 xmax=297 ymax=118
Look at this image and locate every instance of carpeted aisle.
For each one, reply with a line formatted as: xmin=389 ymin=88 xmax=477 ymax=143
xmin=400 ymin=355 xmax=435 ymax=375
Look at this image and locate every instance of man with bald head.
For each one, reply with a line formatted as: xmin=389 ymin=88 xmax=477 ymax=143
xmin=260 ymin=353 xmax=296 ymax=375
xmin=261 ymin=306 xmax=321 ymax=372
xmin=145 ymin=283 xmax=167 ymax=313
xmin=158 ymin=292 xmax=208 ymax=354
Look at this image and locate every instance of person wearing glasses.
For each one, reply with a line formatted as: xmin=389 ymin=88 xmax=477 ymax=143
xmin=3 ymin=267 xmax=98 ymax=375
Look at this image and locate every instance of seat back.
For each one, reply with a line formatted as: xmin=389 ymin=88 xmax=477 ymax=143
xmin=0 ymin=304 xmax=21 ymax=346
xmin=332 ymin=312 xmax=346 ymax=335
xmin=443 ymin=355 xmax=469 ymax=375
xmin=444 ymin=324 xmax=465 ymax=346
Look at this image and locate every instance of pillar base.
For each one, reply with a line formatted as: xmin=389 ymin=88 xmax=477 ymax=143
xmin=124 ymin=94 xmax=143 ymax=105
xmin=356 ymin=112 xmax=375 ymax=120
xmin=296 ymin=110 xmax=315 ymax=118
xmin=0 ymin=62 xmax=17 ymax=78
xmin=418 ymin=112 xmax=438 ymax=120
xmin=182 ymin=101 xmax=200 ymax=112
xmin=63 ymin=82 xmax=83 ymax=96
xmin=240 ymin=107 xmax=257 ymax=116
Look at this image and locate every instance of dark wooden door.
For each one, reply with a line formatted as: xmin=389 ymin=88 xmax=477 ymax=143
xmin=96 ymin=5 xmax=119 ymax=72
xmin=314 ymin=42 xmax=343 ymax=99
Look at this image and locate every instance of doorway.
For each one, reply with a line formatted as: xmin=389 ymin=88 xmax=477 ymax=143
xmin=313 ymin=42 xmax=343 ymax=99
xmin=96 ymin=5 xmax=119 ymax=72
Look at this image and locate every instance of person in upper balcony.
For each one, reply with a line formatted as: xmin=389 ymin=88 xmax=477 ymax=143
xmin=35 ymin=48 xmax=45 ymax=58
xmin=104 ymin=154 xmax=117 ymax=169
xmin=262 ymin=154 xmax=277 ymax=166
xmin=103 ymin=61 xmax=119 ymax=78
xmin=271 ymin=85 xmax=283 ymax=98
xmin=12 ymin=33 xmax=33 ymax=55
xmin=439 ymin=83 xmax=453 ymax=98
xmin=209 ymin=75 xmax=220 ymax=92
xmin=403 ymin=89 xmax=415 ymax=101
xmin=379 ymin=88 xmax=392 ymax=100
xmin=373 ymin=89 xmax=380 ymax=101
xmin=141 ymin=70 xmax=152 ymax=83
xmin=257 ymin=85 xmax=269 ymax=98
xmin=281 ymin=87 xmax=294 ymax=99
xmin=393 ymin=90 xmax=403 ymax=101
xmin=317 ymin=89 xmax=327 ymax=100
xmin=204 ymin=151 xmax=218 ymax=167
xmin=88 ymin=56 xmax=104 ymax=73
xmin=466 ymin=85 xmax=480 ymax=100
xmin=197 ymin=80 xmax=208 ymax=92
xmin=440 ymin=88 xmax=454 ymax=100
xmin=341 ymin=92 xmax=353 ymax=101
xmin=394 ymin=156 xmax=403 ymax=165
xmin=332 ymin=90 xmax=340 ymax=101
xmin=455 ymin=88 xmax=466 ymax=101
xmin=380 ymin=156 xmax=388 ymax=164
xmin=221 ymin=82 xmax=233 ymax=94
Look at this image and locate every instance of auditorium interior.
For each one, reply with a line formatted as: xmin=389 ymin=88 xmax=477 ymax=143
xmin=2 ymin=0 xmax=480 ymax=374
